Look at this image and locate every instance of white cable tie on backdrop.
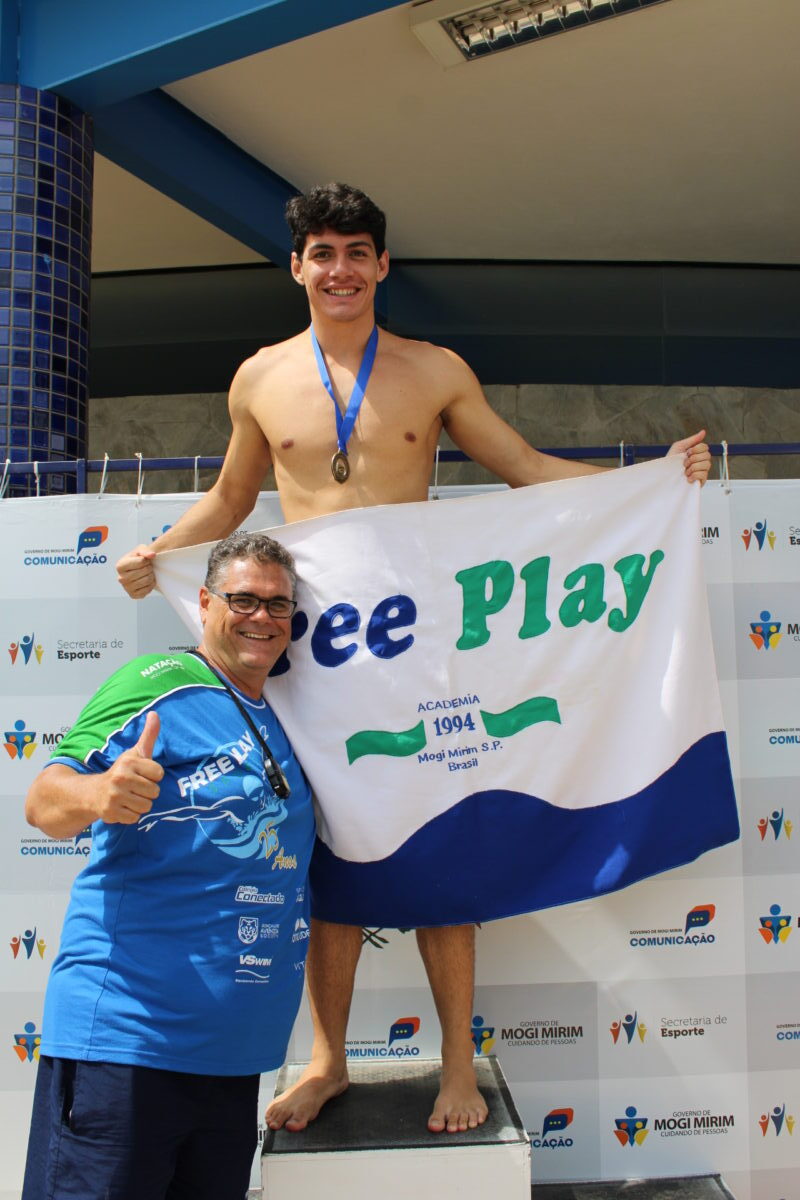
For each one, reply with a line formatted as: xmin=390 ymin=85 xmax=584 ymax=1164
xmin=432 ymin=444 xmax=440 ymax=500
xmin=720 ymin=439 xmax=732 ymax=495
xmin=0 ymin=457 xmax=9 ymax=498
xmin=619 ymin=440 xmax=625 ymax=467
xmin=135 ymin=452 xmax=144 ymax=505
xmin=33 ymin=459 xmax=40 ymax=497
xmin=97 ymin=452 xmax=109 ymax=498
xmin=194 ymin=456 xmax=200 ymax=493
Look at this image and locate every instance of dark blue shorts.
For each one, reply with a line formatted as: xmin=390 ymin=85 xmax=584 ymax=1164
xmin=22 ymin=1056 xmax=260 ymax=1200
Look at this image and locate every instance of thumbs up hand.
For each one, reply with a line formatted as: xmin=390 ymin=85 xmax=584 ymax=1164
xmin=135 ymin=711 xmax=161 ymax=760
xmin=97 ymin=711 xmax=165 ymax=825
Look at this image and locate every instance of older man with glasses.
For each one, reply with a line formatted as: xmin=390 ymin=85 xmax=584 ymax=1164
xmin=21 ymin=531 xmax=315 ymax=1200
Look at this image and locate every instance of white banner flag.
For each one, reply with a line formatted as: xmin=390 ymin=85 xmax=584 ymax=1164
xmin=157 ymin=456 xmax=738 ymax=927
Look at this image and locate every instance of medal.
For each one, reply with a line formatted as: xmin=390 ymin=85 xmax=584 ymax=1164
xmin=331 ymin=450 xmax=350 ymax=483
xmin=311 ymin=324 xmax=379 ymax=485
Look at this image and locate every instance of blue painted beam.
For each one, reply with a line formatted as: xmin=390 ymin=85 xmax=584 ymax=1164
xmin=19 ymin=0 xmax=407 ymax=110
xmin=93 ymin=89 xmax=297 ymax=267
xmin=0 ymin=0 xmax=19 ymax=82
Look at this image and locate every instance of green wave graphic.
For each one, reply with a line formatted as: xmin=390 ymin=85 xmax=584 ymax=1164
xmin=346 ymin=720 xmax=427 ymax=765
xmin=480 ymin=696 xmax=561 ymax=738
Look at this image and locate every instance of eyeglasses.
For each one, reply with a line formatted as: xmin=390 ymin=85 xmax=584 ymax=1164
xmin=209 ymin=590 xmax=297 ymax=619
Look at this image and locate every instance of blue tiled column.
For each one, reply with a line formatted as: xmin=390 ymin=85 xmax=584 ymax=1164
xmin=0 ymin=84 xmax=92 ymax=496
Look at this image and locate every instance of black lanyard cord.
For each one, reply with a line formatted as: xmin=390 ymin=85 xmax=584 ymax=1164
xmin=188 ymin=650 xmax=290 ymax=800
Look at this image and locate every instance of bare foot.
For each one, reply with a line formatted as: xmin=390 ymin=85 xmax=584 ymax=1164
xmin=427 ymin=1063 xmax=488 ymax=1133
xmin=266 ymin=1063 xmax=349 ymax=1132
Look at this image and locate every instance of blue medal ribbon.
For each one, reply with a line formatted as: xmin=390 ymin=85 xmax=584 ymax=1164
xmin=311 ymin=324 xmax=378 ymax=465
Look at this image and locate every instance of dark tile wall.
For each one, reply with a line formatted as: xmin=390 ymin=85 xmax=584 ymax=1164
xmin=0 ymin=84 xmax=92 ymax=496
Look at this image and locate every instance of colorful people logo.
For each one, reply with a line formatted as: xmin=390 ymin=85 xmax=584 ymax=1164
xmin=742 ymin=520 xmax=776 ymax=551
xmin=10 ymin=928 xmax=45 ymax=960
xmin=614 ymin=1106 xmax=648 ymax=1147
xmin=610 ymin=1012 xmax=646 ymax=1044
xmin=757 ymin=809 xmax=793 ymax=841
xmin=759 ymin=904 xmax=793 ymax=945
xmin=13 ymin=1022 xmax=40 ymax=1063
xmin=8 ymin=634 xmax=43 ymax=666
xmin=750 ymin=611 xmax=782 ymax=651
xmin=758 ymin=1103 xmax=795 ymax=1136
xmin=471 ymin=1014 xmax=495 ymax=1056
xmin=4 ymin=720 xmax=37 ymax=760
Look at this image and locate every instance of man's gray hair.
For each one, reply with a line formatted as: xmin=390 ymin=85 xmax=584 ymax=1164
xmin=204 ymin=531 xmax=297 ymax=596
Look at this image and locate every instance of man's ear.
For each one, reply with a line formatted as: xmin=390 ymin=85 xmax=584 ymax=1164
xmin=198 ymin=586 xmax=210 ymax=626
xmin=376 ymin=251 xmax=390 ymax=283
xmin=290 ymin=251 xmax=305 ymax=286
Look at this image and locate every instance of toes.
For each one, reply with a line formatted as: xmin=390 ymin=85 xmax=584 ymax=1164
xmin=285 ymin=1116 xmax=309 ymax=1132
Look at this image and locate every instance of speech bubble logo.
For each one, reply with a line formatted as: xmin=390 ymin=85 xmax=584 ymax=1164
xmin=76 ymin=525 xmax=108 ymax=555
xmin=685 ymin=904 xmax=715 ymax=933
xmin=388 ymin=1016 xmax=420 ymax=1046
xmin=542 ymin=1108 xmax=573 ymax=1134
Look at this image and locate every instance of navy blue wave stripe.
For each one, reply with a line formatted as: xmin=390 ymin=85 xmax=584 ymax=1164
xmin=309 ymin=732 xmax=739 ymax=928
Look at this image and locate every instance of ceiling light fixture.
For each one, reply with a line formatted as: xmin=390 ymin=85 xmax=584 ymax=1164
xmin=411 ymin=0 xmax=672 ymax=66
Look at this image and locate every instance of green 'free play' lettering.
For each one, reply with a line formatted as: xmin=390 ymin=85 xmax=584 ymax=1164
xmin=455 ymin=550 xmax=664 ymax=649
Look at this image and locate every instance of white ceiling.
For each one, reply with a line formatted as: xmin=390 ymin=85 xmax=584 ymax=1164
xmin=91 ymin=0 xmax=800 ymax=273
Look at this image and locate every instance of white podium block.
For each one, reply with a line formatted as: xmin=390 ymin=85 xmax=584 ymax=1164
xmin=262 ymin=1056 xmax=530 ymax=1200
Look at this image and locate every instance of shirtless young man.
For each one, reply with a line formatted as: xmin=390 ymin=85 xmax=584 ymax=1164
xmin=116 ymin=182 xmax=712 ymax=1136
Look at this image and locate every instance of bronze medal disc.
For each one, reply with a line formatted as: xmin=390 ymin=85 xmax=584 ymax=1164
xmin=331 ymin=450 xmax=350 ymax=484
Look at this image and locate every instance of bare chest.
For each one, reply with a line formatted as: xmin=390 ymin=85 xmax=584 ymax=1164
xmin=253 ymin=359 xmax=444 ymax=516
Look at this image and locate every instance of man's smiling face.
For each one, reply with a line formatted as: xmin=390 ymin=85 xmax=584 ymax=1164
xmin=291 ymin=227 xmax=389 ymax=322
xmin=198 ymin=558 xmax=294 ymax=697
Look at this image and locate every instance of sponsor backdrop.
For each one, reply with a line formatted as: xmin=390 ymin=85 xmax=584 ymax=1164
xmin=0 ymin=477 xmax=798 ymax=1200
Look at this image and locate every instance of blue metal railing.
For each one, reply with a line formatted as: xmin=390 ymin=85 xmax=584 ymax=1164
xmin=2 ymin=444 xmax=800 ymax=495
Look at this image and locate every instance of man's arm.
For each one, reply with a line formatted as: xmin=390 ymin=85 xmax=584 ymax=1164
xmin=438 ymin=350 xmax=711 ymax=486
xmin=116 ymin=358 xmax=272 ymax=598
xmin=25 ymin=712 xmax=163 ymax=839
